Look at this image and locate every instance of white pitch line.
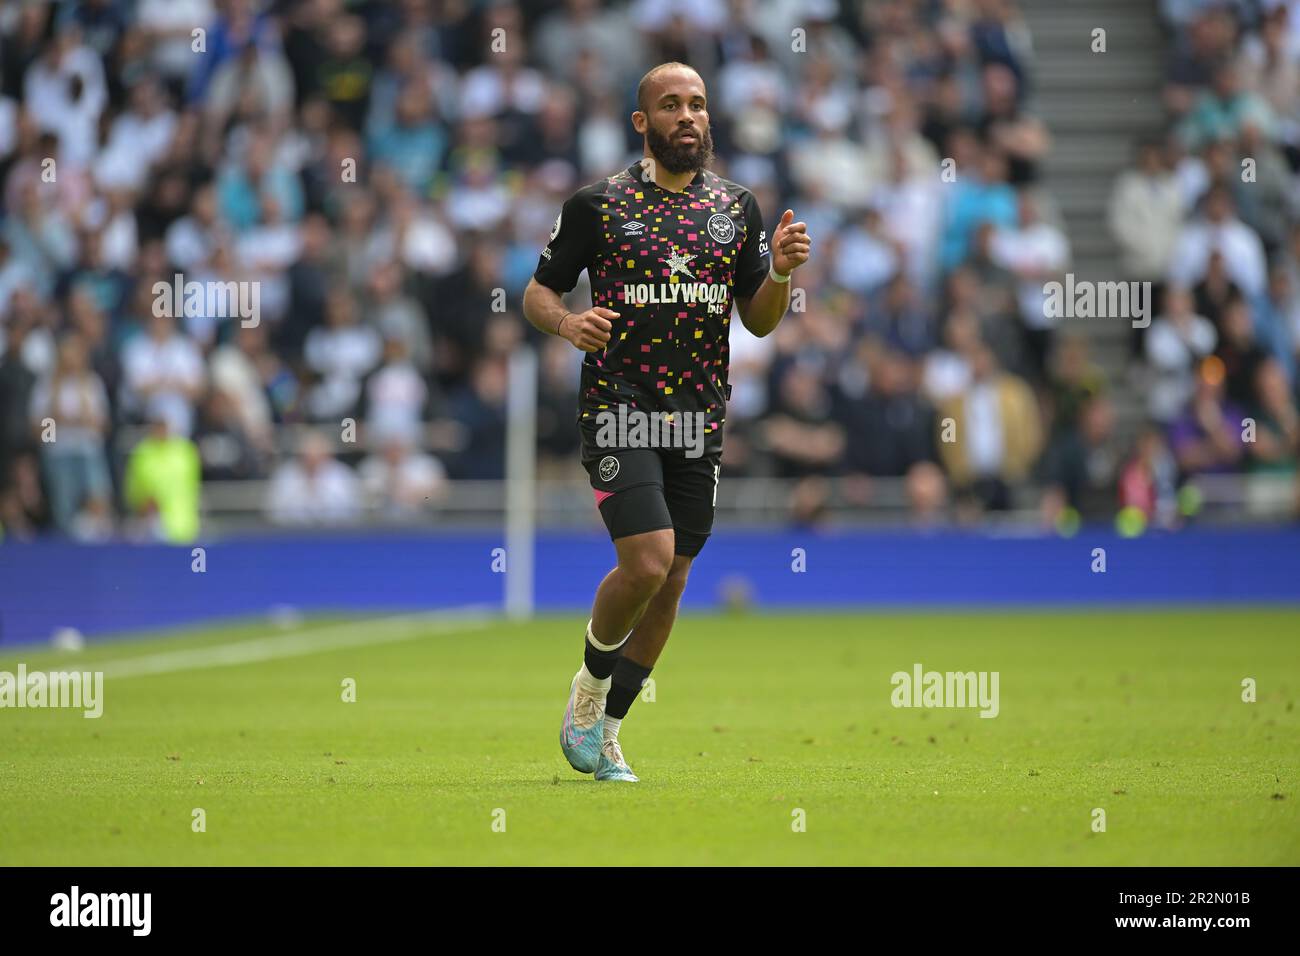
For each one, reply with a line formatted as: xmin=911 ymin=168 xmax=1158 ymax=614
xmin=98 ymin=609 xmax=495 ymax=680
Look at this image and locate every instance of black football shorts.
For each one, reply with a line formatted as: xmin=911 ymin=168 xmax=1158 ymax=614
xmin=582 ymin=447 xmax=722 ymax=557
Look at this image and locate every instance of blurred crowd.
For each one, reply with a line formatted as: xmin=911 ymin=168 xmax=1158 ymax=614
xmin=0 ymin=0 xmax=1296 ymax=543
xmin=1106 ymin=0 xmax=1300 ymax=530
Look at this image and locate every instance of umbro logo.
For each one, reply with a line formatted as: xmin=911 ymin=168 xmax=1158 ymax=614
xmin=622 ymin=220 xmax=646 ymax=235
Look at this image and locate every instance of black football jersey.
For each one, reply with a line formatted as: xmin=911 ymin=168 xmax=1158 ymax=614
xmin=533 ymin=161 xmax=769 ymax=456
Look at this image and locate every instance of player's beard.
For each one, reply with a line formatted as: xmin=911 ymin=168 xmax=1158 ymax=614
xmin=646 ymin=124 xmax=714 ymax=175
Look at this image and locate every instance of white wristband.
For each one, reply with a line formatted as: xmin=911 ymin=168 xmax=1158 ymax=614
xmin=768 ymin=264 xmax=790 ymax=284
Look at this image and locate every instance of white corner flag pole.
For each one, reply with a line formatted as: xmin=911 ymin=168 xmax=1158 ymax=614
xmin=504 ymin=346 xmax=538 ymax=619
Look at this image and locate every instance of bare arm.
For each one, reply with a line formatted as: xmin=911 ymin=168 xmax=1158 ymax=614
xmin=736 ymin=209 xmax=811 ymax=338
xmin=735 ymin=276 xmax=791 ymax=338
xmin=522 ymin=277 xmax=573 ymax=337
xmin=522 ymin=278 xmax=616 ymax=352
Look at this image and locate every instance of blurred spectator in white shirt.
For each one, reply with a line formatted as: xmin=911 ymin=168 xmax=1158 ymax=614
xmin=1109 ymin=138 xmax=1185 ymax=283
xmin=266 ymin=430 xmax=360 ymax=525
xmin=369 ymin=190 xmax=456 ymax=275
xmin=135 ymin=0 xmax=215 ymax=82
xmin=1169 ymin=185 xmax=1268 ymax=297
xmin=1145 ymin=286 xmax=1219 ymax=423
xmin=1236 ymin=7 xmax=1299 ymax=136
xmin=4 ymin=129 xmax=93 ymax=224
xmin=989 ymin=191 xmax=1071 ymax=368
xmin=23 ymin=26 xmax=107 ymax=170
xmin=303 ymin=285 xmax=382 ymax=421
xmin=209 ymin=321 xmax=275 ymax=451
xmin=362 ymin=336 xmax=429 ymax=445
xmin=718 ymin=33 xmax=785 ymax=116
xmin=94 ymin=77 xmax=177 ymax=191
xmin=458 ymin=13 xmax=545 ymax=120
xmin=204 ymin=42 xmax=296 ymax=133
xmin=923 ymin=310 xmax=979 ymax=404
xmin=359 ymin=433 xmax=447 ymax=519
xmin=28 ymin=332 xmax=112 ymax=535
xmin=788 ymin=108 xmax=873 ymax=211
xmin=576 ymin=92 xmax=628 ymax=178
xmin=780 ymin=0 xmax=858 ymax=75
xmin=235 ymin=193 xmax=302 ymax=323
xmin=237 ymin=192 xmax=302 ymax=273
xmin=3 ymin=180 xmax=79 ymax=299
xmin=534 ymin=0 xmax=634 ymax=91
xmin=871 ymin=141 xmax=944 ymax=292
xmin=121 ymin=311 xmax=205 ymax=437
xmin=166 ymin=183 xmax=227 ymax=271
xmin=831 ymin=208 xmax=900 ymax=296
xmin=631 ymin=0 xmax=727 ymax=36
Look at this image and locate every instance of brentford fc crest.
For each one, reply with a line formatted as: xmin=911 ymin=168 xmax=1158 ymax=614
xmin=707 ymin=213 xmax=736 ymax=244
xmin=598 ymin=456 xmax=619 ymax=482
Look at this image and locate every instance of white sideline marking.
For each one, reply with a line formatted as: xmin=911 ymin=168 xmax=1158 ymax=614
xmin=98 ymin=610 xmax=494 ymax=680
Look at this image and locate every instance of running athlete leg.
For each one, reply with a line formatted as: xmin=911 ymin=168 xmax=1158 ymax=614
xmin=592 ymin=551 xmax=691 ymax=783
xmin=560 ymin=527 xmax=671 ymax=776
xmin=623 ymin=450 xmax=717 ymax=668
xmin=585 ymin=449 xmax=675 ymax=644
xmin=560 ymin=450 xmax=672 ymax=775
xmin=600 ymin=553 xmax=690 ymax=762
xmin=589 ymin=528 xmax=674 ymax=644
xmin=575 ymin=524 xmax=674 ymax=782
xmin=600 ymin=452 xmax=718 ymax=765
xmin=617 ymin=553 xmax=692 ymax=671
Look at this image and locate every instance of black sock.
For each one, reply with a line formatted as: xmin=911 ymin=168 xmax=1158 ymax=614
xmin=583 ymin=624 xmax=624 ymax=680
xmin=606 ymin=657 xmax=653 ymax=719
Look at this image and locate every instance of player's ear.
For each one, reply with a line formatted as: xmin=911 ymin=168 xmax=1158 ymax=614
xmin=631 ymin=111 xmax=647 ymax=134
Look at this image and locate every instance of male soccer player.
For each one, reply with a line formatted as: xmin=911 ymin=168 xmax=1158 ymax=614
xmin=522 ymin=62 xmax=811 ymax=781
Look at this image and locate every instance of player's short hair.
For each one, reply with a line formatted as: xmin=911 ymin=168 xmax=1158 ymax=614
xmin=636 ymin=62 xmax=702 ymax=114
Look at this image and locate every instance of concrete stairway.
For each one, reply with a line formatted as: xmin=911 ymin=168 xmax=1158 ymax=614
xmin=1019 ymin=0 xmax=1169 ymax=432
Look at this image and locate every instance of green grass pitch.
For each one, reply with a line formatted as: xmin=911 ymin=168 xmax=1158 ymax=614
xmin=1 ymin=608 xmax=1296 ymax=866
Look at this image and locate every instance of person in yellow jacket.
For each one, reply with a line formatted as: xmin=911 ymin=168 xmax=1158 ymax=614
xmin=124 ymin=413 xmax=201 ymax=543
xmin=935 ymin=342 xmax=1043 ymax=510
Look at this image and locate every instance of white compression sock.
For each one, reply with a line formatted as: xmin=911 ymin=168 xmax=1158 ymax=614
xmin=577 ymin=620 xmax=628 ymax=696
xmin=577 ymin=663 xmax=611 ymax=695
xmin=603 ymin=716 xmax=622 ymax=744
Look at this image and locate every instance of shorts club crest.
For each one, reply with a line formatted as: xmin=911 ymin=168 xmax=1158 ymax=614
xmin=598 ymin=455 xmax=620 ymax=482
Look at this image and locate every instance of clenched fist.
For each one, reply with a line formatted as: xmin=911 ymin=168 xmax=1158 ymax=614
xmin=560 ymin=307 xmax=618 ymax=352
